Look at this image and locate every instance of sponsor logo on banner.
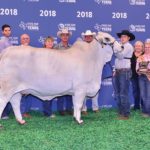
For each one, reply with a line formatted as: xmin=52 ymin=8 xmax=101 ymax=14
xmin=129 ymin=24 xmax=145 ymax=32
xmin=94 ymin=23 xmax=112 ymax=32
xmin=19 ymin=21 xmax=39 ymax=31
xmin=101 ymin=78 xmax=112 ymax=86
xmin=59 ymin=0 xmax=76 ymax=3
xmin=129 ymin=0 xmax=145 ymax=5
xmin=58 ymin=23 xmax=76 ymax=31
xmin=23 ymin=0 xmax=40 ymax=2
xmin=94 ymin=0 xmax=112 ymax=5
xmin=38 ymin=36 xmax=57 ymax=45
xmin=9 ymin=36 xmax=19 ymax=45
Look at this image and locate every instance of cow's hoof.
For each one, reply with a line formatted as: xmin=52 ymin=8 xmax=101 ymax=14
xmin=73 ymin=117 xmax=84 ymax=125
xmin=17 ymin=120 xmax=26 ymax=125
xmin=77 ymin=120 xmax=84 ymax=125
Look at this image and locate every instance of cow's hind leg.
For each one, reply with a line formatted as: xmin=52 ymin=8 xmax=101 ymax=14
xmin=10 ymin=93 xmax=26 ymax=125
xmin=73 ymin=92 xmax=85 ymax=124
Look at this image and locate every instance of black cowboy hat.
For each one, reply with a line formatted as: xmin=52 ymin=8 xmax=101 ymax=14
xmin=117 ymin=30 xmax=135 ymax=41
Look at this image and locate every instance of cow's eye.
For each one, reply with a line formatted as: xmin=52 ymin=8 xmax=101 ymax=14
xmin=105 ymin=37 xmax=110 ymax=42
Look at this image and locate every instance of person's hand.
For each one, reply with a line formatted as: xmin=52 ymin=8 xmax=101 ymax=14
xmin=137 ymin=55 xmax=144 ymax=62
xmin=113 ymin=71 xmax=116 ymax=76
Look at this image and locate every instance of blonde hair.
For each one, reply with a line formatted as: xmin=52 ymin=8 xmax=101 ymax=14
xmin=43 ymin=36 xmax=54 ymax=48
xmin=134 ymin=40 xmax=144 ymax=52
xmin=134 ymin=40 xmax=144 ymax=47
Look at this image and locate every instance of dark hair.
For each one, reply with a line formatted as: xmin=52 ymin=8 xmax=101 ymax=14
xmin=1 ymin=24 xmax=11 ymax=31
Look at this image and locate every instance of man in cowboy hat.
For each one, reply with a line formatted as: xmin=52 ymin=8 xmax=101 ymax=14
xmin=55 ymin=28 xmax=72 ymax=49
xmin=81 ymin=30 xmax=96 ymax=43
xmin=81 ymin=30 xmax=99 ymax=115
xmin=55 ymin=28 xmax=73 ymax=116
xmin=113 ymin=30 xmax=135 ymax=120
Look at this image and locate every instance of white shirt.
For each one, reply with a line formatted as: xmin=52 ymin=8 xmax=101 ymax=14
xmin=0 ymin=36 xmax=12 ymax=52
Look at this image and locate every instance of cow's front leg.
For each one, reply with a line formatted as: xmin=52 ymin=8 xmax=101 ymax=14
xmin=0 ymin=98 xmax=8 ymax=128
xmin=0 ymin=98 xmax=8 ymax=119
xmin=10 ymin=93 xmax=26 ymax=125
xmin=73 ymin=92 xmax=86 ymax=124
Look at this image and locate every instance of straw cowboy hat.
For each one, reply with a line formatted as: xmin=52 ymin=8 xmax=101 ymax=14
xmin=57 ymin=28 xmax=72 ymax=38
xmin=117 ymin=30 xmax=135 ymax=41
xmin=81 ymin=30 xmax=96 ymax=38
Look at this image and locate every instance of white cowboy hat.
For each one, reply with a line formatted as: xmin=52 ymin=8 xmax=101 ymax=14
xmin=57 ymin=28 xmax=72 ymax=38
xmin=81 ymin=30 xmax=96 ymax=38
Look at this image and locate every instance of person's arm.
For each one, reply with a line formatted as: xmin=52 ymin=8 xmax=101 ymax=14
xmin=136 ymin=55 xmax=145 ymax=75
xmin=114 ymin=43 xmax=133 ymax=59
xmin=0 ymin=38 xmax=6 ymax=52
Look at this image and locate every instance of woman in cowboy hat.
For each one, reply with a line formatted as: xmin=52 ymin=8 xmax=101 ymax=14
xmin=113 ymin=30 xmax=135 ymax=120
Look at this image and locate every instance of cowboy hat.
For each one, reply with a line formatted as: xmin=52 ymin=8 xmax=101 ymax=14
xmin=117 ymin=30 xmax=135 ymax=41
xmin=81 ymin=30 xmax=96 ymax=38
xmin=57 ymin=28 xmax=72 ymax=38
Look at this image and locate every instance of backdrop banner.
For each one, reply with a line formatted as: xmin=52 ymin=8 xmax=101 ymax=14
xmin=0 ymin=0 xmax=148 ymax=110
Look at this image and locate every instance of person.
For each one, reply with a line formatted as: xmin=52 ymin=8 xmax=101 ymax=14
xmin=0 ymin=24 xmax=12 ymax=120
xmin=131 ymin=41 xmax=144 ymax=110
xmin=20 ymin=33 xmax=32 ymax=118
xmin=20 ymin=33 xmax=30 ymax=46
xmin=42 ymin=36 xmax=55 ymax=118
xmin=136 ymin=39 xmax=150 ymax=117
xmin=81 ymin=30 xmax=99 ymax=115
xmin=55 ymin=28 xmax=73 ymax=116
xmin=112 ymin=30 xmax=135 ymax=120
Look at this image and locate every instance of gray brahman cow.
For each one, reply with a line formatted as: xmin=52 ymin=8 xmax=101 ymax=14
xmin=0 ymin=32 xmax=121 ymax=126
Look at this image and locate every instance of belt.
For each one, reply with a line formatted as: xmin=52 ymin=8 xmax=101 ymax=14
xmin=115 ymin=68 xmax=131 ymax=72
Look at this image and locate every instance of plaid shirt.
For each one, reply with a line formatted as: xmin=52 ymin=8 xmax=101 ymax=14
xmin=54 ymin=42 xmax=71 ymax=50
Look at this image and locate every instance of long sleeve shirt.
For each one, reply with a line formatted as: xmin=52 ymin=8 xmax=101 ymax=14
xmin=0 ymin=36 xmax=12 ymax=52
xmin=54 ymin=42 xmax=71 ymax=50
xmin=114 ymin=42 xmax=134 ymax=69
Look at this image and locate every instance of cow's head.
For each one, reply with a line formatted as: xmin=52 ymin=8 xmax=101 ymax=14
xmin=95 ymin=32 xmax=115 ymax=45
xmin=95 ymin=32 xmax=123 ymax=53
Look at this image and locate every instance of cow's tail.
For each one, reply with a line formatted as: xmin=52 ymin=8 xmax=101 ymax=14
xmin=0 ymin=53 xmax=2 ymax=61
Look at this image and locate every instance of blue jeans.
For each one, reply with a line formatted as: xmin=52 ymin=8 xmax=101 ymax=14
xmin=112 ymin=69 xmax=132 ymax=117
xmin=2 ymin=103 xmax=12 ymax=117
xmin=131 ymin=77 xmax=141 ymax=109
xmin=43 ymin=100 xmax=53 ymax=116
xmin=57 ymin=95 xmax=72 ymax=112
xmin=21 ymin=95 xmax=32 ymax=114
xmin=139 ymin=75 xmax=150 ymax=115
